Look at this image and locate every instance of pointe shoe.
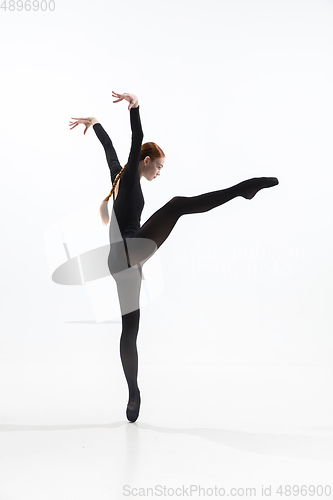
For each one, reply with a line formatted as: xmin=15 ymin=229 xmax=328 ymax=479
xmin=242 ymin=177 xmax=279 ymax=200
xmin=126 ymin=391 xmax=141 ymax=422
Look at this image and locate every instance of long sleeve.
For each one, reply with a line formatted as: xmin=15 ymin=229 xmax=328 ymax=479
xmin=93 ymin=123 xmax=122 ymax=184
xmin=122 ymin=106 xmax=144 ymax=182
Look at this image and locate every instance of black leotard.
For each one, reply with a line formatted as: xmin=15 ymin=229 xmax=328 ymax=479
xmin=93 ymin=106 xmax=144 ymax=239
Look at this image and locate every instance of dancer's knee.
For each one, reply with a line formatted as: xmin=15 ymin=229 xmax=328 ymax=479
xmin=169 ymin=196 xmax=187 ymax=212
xmin=169 ymin=195 xmax=186 ymax=203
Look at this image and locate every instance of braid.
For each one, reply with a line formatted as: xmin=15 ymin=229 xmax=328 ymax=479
xmin=99 ymin=164 xmax=127 ymax=225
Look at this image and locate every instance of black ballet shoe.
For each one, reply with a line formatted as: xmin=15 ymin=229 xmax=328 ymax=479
xmin=242 ymin=177 xmax=279 ymax=200
xmin=126 ymin=390 xmax=141 ymax=423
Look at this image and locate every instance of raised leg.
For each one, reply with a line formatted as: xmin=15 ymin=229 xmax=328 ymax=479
xmin=126 ymin=177 xmax=278 ymax=264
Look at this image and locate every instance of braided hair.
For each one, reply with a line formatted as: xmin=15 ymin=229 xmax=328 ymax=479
xmin=99 ymin=142 xmax=165 ymax=225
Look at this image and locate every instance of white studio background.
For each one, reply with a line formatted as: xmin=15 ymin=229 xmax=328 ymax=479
xmin=0 ymin=0 xmax=332 ymax=366
xmin=0 ymin=1 xmax=333 ymax=496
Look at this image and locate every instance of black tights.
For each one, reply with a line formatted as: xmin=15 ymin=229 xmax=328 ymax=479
xmin=112 ymin=177 xmax=278 ymax=419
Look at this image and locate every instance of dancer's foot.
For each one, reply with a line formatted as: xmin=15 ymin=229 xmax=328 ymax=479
xmin=126 ymin=390 xmax=141 ymax=423
xmin=241 ymin=177 xmax=279 ymax=200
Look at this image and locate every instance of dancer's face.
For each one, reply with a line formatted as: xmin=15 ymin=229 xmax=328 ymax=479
xmin=143 ymin=156 xmax=165 ymax=181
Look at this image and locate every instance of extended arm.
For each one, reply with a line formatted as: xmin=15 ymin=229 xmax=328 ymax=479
xmin=92 ymin=121 xmax=122 ymax=184
xmin=111 ymin=91 xmax=144 ymax=182
xmin=125 ymin=105 xmax=144 ymax=177
xmin=69 ymin=116 xmax=122 ymax=184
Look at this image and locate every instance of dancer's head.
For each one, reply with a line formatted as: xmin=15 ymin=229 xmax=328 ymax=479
xmin=99 ymin=142 xmax=165 ymax=225
xmin=139 ymin=142 xmax=165 ymax=182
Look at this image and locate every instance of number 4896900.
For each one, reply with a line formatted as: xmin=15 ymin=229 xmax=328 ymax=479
xmin=1 ymin=0 xmax=55 ymax=10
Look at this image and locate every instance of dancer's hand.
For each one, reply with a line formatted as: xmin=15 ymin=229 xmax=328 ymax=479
xmin=112 ymin=91 xmax=139 ymax=110
xmin=69 ymin=117 xmax=98 ymax=135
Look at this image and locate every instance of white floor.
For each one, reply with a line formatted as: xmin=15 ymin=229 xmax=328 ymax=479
xmin=0 ymin=357 xmax=332 ymax=500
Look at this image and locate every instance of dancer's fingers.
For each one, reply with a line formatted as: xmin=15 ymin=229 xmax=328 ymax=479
xmin=71 ymin=117 xmax=90 ymax=121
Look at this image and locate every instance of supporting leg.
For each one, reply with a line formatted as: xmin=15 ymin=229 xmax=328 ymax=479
xmin=119 ymin=308 xmax=141 ymax=422
xmin=112 ymin=266 xmax=143 ymax=422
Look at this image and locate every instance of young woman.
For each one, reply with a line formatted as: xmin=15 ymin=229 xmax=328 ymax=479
xmin=69 ymin=91 xmax=279 ymax=423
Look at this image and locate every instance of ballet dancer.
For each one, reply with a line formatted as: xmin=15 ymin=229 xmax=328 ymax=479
xmin=69 ymin=91 xmax=278 ymax=423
